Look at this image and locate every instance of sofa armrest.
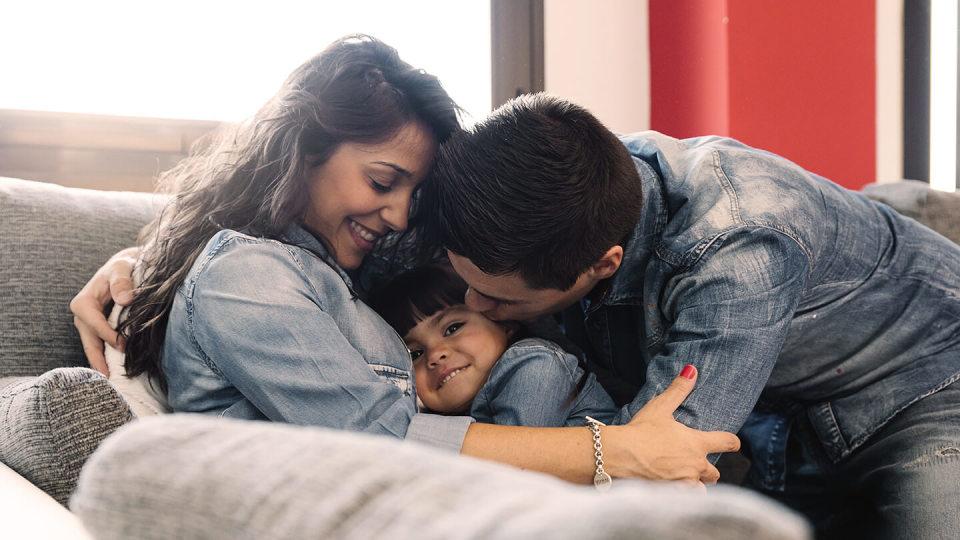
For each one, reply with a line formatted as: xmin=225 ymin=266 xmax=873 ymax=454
xmin=0 ymin=461 xmax=92 ymax=539
xmin=73 ymin=415 xmax=809 ymax=540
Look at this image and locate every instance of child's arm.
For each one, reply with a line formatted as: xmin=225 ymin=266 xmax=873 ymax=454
xmin=471 ymin=339 xmax=583 ymax=427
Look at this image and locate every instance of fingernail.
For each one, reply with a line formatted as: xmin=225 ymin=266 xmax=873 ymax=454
xmin=680 ymin=364 xmax=696 ymax=379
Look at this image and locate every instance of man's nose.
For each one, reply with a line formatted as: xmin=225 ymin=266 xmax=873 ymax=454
xmin=464 ymin=287 xmax=497 ymax=314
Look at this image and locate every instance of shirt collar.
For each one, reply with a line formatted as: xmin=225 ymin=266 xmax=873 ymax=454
xmin=602 ymin=156 xmax=667 ymax=306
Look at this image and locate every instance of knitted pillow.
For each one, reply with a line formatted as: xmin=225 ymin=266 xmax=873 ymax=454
xmin=0 ymin=368 xmax=133 ymax=506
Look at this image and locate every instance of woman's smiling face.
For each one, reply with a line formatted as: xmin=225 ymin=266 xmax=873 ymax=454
xmin=303 ymin=121 xmax=437 ymax=270
xmin=403 ymin=305 xmax=513 ymax=414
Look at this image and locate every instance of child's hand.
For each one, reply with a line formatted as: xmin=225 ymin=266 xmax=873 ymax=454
xmin=601 ymin=365 xmax=740 ymax=484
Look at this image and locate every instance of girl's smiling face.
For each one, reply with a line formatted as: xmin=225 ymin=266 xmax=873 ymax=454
xmin=303 ymin=121 xmax=437 ymax=270
xmin=403 ymin=305 xmax=513 ymax=413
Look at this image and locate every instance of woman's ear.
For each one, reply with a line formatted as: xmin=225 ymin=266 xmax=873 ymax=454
xmin=589 ymin=245 xmax=624 ymax=280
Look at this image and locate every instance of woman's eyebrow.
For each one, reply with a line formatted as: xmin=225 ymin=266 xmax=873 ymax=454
xmin=372 ymin=161 xmax=412 ymax=177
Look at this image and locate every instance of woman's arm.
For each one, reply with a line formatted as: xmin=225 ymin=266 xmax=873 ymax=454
xmin=69 ymin=247 xmax=141 ymax=375
xmin=462 ymin=367 xmax=739 ymax=484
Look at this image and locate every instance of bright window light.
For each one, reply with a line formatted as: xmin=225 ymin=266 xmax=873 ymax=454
xmin=930 ymin=0 xmax=958 ymax=192
xmin=0 ymin=1 xmax=491 ymax=123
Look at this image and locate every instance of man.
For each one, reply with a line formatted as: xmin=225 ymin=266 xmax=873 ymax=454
xmin=430 ymin=94 xmax=959 ymax=538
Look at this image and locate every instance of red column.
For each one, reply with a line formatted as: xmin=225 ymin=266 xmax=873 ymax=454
xmin=650 ymin=0 xmax=876 ymax=189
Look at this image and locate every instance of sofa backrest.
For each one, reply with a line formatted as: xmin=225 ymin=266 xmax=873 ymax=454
xmin=0 ymin=178 xmax=166 ymax=377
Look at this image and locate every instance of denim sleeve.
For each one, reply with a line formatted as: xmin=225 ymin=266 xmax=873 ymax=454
xmin=472 ymin=343 xmax=580 ymax=427
xmin=618 ymin=228 xmax=809 ymax=439
xmin=187 ymin=238 xmax=420 ymax=440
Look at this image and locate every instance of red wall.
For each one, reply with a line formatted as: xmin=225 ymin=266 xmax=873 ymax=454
xmin=649 ymin=0 xmax=876 ymax=189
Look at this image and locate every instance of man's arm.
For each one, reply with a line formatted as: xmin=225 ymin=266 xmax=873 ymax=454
xmin=618 ymin=227 xmax=809 ymax=438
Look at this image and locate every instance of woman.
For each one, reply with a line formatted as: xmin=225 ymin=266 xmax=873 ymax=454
xmin=70 ymin=35 xmax=738 ymax=485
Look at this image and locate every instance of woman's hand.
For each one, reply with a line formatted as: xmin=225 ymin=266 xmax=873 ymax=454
xmin=69 ymin=247 xmax=140 ymax=376
xmin=602 ymin=365 xmax=740 ymax=484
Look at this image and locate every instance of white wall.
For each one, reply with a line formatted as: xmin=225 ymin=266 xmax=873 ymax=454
xmin=876 ymin=1 xmax=904 ymax=183
xmin=543 ymin=0 xmax=650 ymax=134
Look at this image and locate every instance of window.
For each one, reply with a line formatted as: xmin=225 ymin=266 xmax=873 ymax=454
xmin=1 ymin=1 xmax=492 ymax=122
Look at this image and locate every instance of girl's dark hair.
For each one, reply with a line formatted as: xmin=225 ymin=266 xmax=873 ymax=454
xmin=119 ymin=35 xmax=461 ymax=391
xmin=369 ymin=265 xmax=468 ymax=337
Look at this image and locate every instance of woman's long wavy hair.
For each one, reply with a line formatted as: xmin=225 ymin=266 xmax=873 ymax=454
xmin=118 ymin=35 xmax=461 ymax=392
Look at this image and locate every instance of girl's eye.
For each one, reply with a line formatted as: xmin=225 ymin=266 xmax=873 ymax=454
xmin=370 ymin=178 xmax=393 ymax=193
xmin=443 ymin=322 xmax=464 ymax=337
xmin=409 ymin=349 xmax=423 ymax=361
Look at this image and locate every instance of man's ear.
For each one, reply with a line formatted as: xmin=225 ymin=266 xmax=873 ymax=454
xmin=589 ymin=245 xmax=623 ymax=280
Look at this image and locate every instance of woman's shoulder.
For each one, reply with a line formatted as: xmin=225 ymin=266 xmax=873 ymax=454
xmin=187 ymin=228 xmax=346 ymax=299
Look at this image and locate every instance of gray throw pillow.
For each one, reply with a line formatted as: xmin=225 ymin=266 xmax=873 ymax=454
xmin=0 ymin=367 xmax=133 ymax=506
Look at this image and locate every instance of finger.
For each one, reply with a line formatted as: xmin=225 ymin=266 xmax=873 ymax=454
xmin=72 ymin=299 xmax=121 ymax=348
xmin=701 ymin=431 xmax=741 ymax=453
xmin=643 ymin=364 xmax=697 ymax=417
xmin=76 ymin=319 xmax=110 ymax=376
xmin=108 ymin=260 xmax=137 ymax=305
xmin=699 ymin=462 xmax=721 ymax=485
xmin=109 ymin=275 xmax=137 ymax=305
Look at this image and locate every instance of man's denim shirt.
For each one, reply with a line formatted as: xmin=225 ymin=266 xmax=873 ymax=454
xmin=469 ymin=338 xmax=618 ymax=427
xmin=163 ymin=225 xmax=473 ymax=452
xmin=576 ymin=132 xmax=960 ymax=485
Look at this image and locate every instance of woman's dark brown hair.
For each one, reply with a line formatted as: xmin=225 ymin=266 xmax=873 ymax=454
xmin=119 ymin=35 xmax=461 ymax=391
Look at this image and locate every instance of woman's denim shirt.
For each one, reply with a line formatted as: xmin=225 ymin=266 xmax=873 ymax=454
xmin=163 ymin=224 xmax=473 ymax=451
xmin=576 ymin=132 xmax=960 ymax=484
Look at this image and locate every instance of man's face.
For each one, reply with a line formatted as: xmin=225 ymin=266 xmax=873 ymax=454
xmin=447 ymin=251 xmax=599 ymax=321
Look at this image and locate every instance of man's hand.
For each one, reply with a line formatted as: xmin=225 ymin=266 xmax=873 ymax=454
xmin=603 ymin=365 xmax=741 ymax=484
xmin=69 ymin=247 xmax=140 ymax=376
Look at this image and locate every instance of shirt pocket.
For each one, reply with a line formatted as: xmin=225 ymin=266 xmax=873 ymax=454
xmin=368 ymin=363 xmax=413 ymax=397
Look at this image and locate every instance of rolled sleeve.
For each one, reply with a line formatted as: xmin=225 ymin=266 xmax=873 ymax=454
xmin=405 ymin=413 xmax=475 ymax=452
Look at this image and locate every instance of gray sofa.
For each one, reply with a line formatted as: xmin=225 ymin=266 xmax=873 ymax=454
xmin=1 ymin=176 xmax=956 ymax=539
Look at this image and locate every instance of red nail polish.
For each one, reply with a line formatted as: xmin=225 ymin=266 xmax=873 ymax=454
xmin=680 ymin=364 xmax=696 ymax=379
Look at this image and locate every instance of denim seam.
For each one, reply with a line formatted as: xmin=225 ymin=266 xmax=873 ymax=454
xmin=711 ymin=149 xmax=743 ymax=225
xmin=507 ymin=343 xmax=579 ymax=382
xmin=847 ymin=371 xmax=960 ymax=451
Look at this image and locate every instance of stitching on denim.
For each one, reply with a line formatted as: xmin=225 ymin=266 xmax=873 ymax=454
xmin=847 ymin=371 xmax=960 ymax=451
xmin=712 ymin=150 xmax=743 ymax=224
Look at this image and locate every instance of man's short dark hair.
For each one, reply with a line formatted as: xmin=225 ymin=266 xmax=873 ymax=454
xmin=432 ymin=93 xmax=643 ymax=290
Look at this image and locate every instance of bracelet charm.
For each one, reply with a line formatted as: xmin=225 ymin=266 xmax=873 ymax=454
xmin=585 ymin=416 xmax=612 ymax=491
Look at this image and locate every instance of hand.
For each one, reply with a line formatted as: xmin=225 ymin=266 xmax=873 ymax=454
xmin=69 ymin=247 xmax=140 ymax=376
xmin=601 ymin=365 xmax=740 ymax=484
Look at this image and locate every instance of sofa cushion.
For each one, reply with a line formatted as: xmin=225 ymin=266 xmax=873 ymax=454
xmin=863 ymin=180 xmax=960 ymax=244
xmin=73 ymin=415 xmax=809 ymax=540
xmin=0 ymin=367 xmax=133 ymax=506
xmin=0 ymin=178 xmax=164 ymax=377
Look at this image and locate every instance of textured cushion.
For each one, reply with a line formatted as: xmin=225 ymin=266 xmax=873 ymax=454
xmin=863 ymin=180 xmax=960 ymax=244
xmin=73 ymin=415 xmax=809 ymax=540
xmin=0 ymin=178 xmax=165 ymax=377
xmin=0 ymin=368 xmax=133 ymax=506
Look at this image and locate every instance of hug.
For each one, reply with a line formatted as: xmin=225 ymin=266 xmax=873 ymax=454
xmin=60 ymin=36 xmax=959 ymax=538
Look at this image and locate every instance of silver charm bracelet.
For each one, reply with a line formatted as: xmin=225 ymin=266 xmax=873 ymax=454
xmin=585 ymin=416 xmax=612 ymax=491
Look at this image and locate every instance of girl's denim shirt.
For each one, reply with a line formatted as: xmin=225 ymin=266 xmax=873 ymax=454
xmin=162 ymin=224 xmax=472 ymax=451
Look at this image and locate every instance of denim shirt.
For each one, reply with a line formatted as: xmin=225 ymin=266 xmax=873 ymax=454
xmin=574 ymin=132 xmax=960 ymax=476
xmin=469 ymin=338 xmax=618 ymax=427
xmin=163 ymin=225 xmax=473 ymax=451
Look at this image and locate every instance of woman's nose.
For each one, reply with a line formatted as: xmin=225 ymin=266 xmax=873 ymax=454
xmin=381 ymin=193 xmax=411 ymax=232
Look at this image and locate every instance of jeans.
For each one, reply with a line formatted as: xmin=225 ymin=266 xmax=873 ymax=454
xmin=751 ymin=380 xmax=960 ymax=539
